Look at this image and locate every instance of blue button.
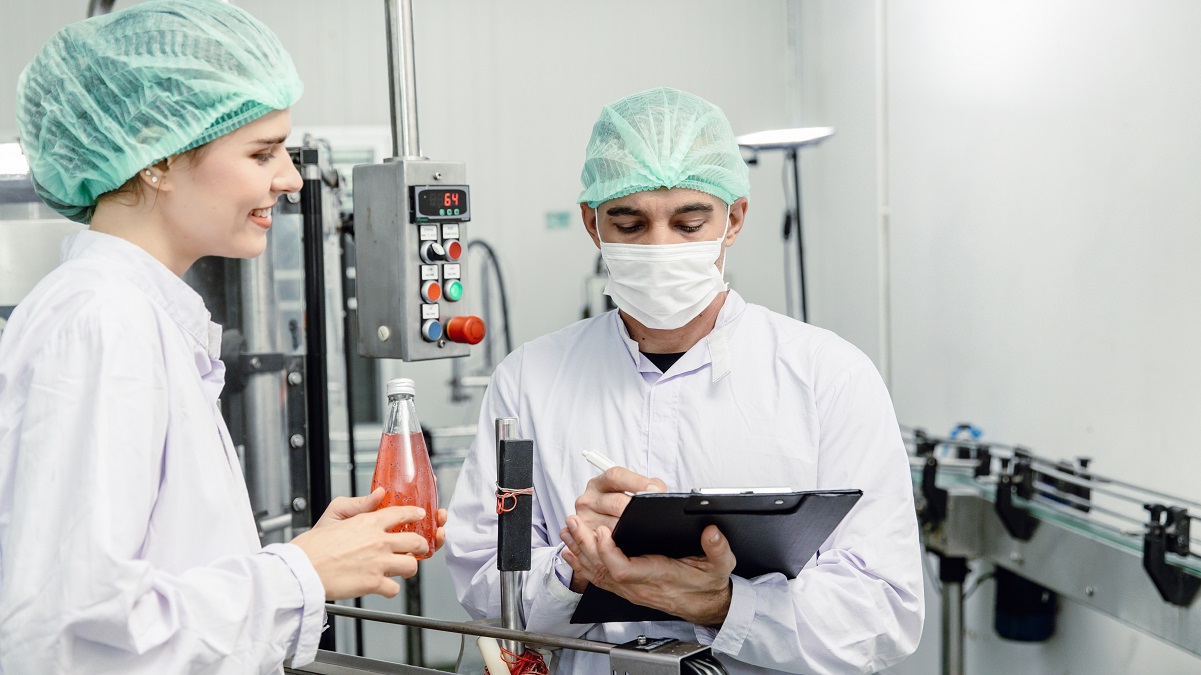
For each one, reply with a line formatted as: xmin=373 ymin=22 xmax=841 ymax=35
xmin=421 ymin=319 xmax=443 ymax=342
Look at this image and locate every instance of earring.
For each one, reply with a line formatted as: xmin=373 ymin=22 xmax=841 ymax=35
xmin=151 ymin=176 xmax=159 ymax=183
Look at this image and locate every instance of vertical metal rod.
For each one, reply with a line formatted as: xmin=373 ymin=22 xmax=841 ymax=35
xmin=496 ymin=417 xmax=524 ymax=656
xmin=383 ymin=0 xmax=422 ymax=159
xmin=790 ymin=149 xmax=809 ymax=323
xmin=941 ymin=580 xmax=964 ymax=675
xmin=338 ymin=230 xmax=367 ymax=657
xmin=300 ymin=164 xmax=336 ymax=652
xmin=241 ymin=253 xmax=290 ymax=545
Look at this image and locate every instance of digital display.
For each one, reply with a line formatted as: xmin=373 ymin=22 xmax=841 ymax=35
xmin=413 ymin=186 xmax=470 ymax=222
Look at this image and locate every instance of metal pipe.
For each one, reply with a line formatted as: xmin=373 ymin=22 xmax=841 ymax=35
xmin=383 ymin=0 xmax=422 ymax=159
xmin=789 ymin=149 xmax=808 ymax=322
xmin=323 ymin=604 xmax=612 ymax=655
xmin=299 ymin=164 xmax=336 ymax=652
xmin=86 ymin=0 xmax=116 ymax=17
xmin=241 ymin=254 xmax=290 ymax=545
xmin=257 ymin=513 xmax=293 ymax=536
xmin=941 ymin=580 xmax=964 ymax=675
xmin=495 ymin=417 xmax=525 ymax=656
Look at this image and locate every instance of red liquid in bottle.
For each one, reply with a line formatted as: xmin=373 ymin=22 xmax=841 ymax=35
xmin=372 ymin=431 xmax=439 ymax=559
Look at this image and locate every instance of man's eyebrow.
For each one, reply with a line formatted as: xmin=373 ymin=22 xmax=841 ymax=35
xmin=674 ymin=202 xmax=715 ymax=215
xmin=605 ymin=206 xmax=644 ymax=217
xmin=248 ymin=135 xmax=289 ymax=146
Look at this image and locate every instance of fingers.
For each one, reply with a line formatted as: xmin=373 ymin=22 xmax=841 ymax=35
xmin=387 ymin=552 xmax=421 ymax=579
xmin=377 ymin=577 xmax=402 ymax=598
xmin=387 ymin=531 xmax=429 ymax=557
xmin=315 ymin=488 xmax=386 ymax=527
xmin=436 ymin=508 xmax=448 ymax=527
xmin=595 ymin=526 xmax=633 ymax=579
xmin=595 ymin=491 xmax=633 ymax=516
xmin=594 ymin=466 xmax=665 ymax=496
xmin=700 ymin=525 xmax=737 ymax=573
xmin=372 ymin=505 xmax=426 ymax=530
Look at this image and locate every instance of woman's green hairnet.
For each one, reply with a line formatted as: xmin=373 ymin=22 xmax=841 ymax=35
xmin=578 ymin=87 xmax=750 ymax=208
xmin=16 ymin=0 xmax=303 ymax=223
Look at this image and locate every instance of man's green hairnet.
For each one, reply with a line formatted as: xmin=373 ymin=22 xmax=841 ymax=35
xmin=578 ymin=87 xmax=750 ymax=208
xmin=16 ymin=0 xmax=303 ymax=223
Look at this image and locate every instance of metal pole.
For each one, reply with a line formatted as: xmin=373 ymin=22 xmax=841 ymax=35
xmin=241 ymin=255 xmax=290 ymax=545
xmin=325 ymin=604 xmax=613 ymax=655
xmin=790 ymin=149 xmax=809 ymax=322
xmin=299 ymin=162 xmax=336 ymax=652
xmin=941 ymin=581 xmax=964 ymax=675
xmin=496 ymin=417 xmax=524 ymax=656
xmin=939 ymin=556 xmax=967 ymax=675
xmin=383 ymin=0 xmax=422 ymax=159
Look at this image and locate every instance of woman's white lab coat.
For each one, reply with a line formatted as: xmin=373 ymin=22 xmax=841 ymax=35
xmin=0 ymin=231 xmax=325 ymax=673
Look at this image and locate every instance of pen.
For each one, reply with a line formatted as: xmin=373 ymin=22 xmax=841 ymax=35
xmin=581 ymin=450 xmax=635 ymax=496
xmin=581 ymin=449 xmax=618 ymax=473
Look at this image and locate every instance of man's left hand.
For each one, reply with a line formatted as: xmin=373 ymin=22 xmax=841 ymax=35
xmin=559 ymin=516 xmax=736 ymax=626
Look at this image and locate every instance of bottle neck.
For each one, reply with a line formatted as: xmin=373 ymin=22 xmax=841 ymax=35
xmin=384 ymin=393 xmax=422 ymax=435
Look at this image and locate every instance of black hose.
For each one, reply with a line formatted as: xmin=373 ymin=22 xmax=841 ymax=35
xmin=467 ymin=239 xmax=513 ymax=355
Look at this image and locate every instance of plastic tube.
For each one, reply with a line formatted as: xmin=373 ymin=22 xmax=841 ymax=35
xmin=477 ymin=636 xmax=509 ymax=674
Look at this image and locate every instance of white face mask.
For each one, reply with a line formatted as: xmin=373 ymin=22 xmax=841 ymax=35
xmin=597 ymin=204 xmax=731 ymax=330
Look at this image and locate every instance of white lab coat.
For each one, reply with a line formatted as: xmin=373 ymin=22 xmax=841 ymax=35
xmin=445 ymin=290 xmax=924 ymax=674
xmin=0 ymin=231 xmax=325 ymax=674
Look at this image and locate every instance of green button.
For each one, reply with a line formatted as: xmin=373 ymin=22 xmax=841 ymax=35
xmin=445 ymin=280 xmax=463 ymax=302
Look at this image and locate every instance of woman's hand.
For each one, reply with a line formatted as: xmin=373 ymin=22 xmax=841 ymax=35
xmin=292 ymin=489 xmax=448 ymax=600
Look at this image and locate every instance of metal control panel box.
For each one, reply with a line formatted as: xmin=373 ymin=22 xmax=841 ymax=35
xmin=354 ymin=159 xmax=476 ymax=361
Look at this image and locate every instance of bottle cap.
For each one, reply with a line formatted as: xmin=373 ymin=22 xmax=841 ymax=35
xmin=386 ymin=377 xmax=416 ymax=397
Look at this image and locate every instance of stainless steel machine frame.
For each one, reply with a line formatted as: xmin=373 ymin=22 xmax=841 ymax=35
xmin=284 ymin=605 xmax=722 ymax=675
xmin=910 ymin=430 xmax=1201 ymax=675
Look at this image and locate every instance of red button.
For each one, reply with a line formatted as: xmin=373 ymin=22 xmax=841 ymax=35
xmin=446 ymin=315 xmax=486 ymax=345
xmin=446 ymin=239 xmax=463 ymax=261
xmin=421 ymin=280 xmax=441 ymax=303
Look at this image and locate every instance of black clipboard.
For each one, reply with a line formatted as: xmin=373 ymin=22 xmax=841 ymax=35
xmin=570 ymin=488 xmax=862 ymax=624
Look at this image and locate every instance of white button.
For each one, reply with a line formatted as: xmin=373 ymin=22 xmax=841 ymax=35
xmin=421 ymin=303 xmax=439 ymax=319
xmin=442 ymin=223 xmax=460 ymax=239
xmin=419 ymin=225 xmax=439 ymax=241
xmin=420 ymin=241 xmax=447 ymax=263
xmin=420 ymin=265 xmax=439 ymax=281
xmin=443 ymin=263 xmax=461 ymax=279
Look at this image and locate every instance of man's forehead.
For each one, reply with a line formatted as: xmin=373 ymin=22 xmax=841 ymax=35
xmin=602 ymin=188 xmax=724 ymax=215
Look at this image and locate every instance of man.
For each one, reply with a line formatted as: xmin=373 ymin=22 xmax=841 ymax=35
xmin=445 ymin=87 xmax=923 ymax=673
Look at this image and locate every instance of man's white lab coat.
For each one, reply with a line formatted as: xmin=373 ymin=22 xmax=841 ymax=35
xmin=445 ymin=290 xmax=923 ymax=674
xmin=0 ymin=231 xmax=325 ymax=673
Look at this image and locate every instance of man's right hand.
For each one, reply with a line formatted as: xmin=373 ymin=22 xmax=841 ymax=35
xmin=568 ymin=466 xmax=667 ymax=590
xmin=292 ymin=491 xmax=430 ymax=600
xmin=574 ymin=466 xmax=667 ymax=533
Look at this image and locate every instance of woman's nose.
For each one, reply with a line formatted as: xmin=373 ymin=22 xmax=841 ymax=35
xmin=275 ymin=159 xmax=303 ymax=194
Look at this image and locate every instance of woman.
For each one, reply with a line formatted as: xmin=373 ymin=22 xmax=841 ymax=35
xmin=0 ymin=2 xmax=444 ymax=672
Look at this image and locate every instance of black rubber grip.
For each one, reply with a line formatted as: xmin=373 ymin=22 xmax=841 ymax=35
xmin=497 ymin=439 xmax=534 ymax=571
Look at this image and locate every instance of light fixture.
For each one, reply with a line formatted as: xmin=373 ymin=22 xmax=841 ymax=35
xmin=736 ymin=127 xmax=836 ymax=323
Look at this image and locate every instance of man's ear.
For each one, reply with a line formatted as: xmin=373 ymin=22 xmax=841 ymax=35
xmin=581 ymin=203 xmax=601 ymax=250
xmin=724 ymin=197 xmax=749 ymax=246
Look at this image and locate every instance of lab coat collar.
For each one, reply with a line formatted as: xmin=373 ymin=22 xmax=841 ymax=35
xmin=614 ymin=289 xmax=747 ymax=383
xmin=62 ymin=230 xmax=222 ymax=360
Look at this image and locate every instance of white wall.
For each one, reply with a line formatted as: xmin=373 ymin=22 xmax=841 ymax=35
xmin=800 ymin=1 xmax=1201 ymax=673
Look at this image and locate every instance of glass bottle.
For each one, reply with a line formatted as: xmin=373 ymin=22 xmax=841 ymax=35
xmin=372 ymin=377 xmax=438 ymax=559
